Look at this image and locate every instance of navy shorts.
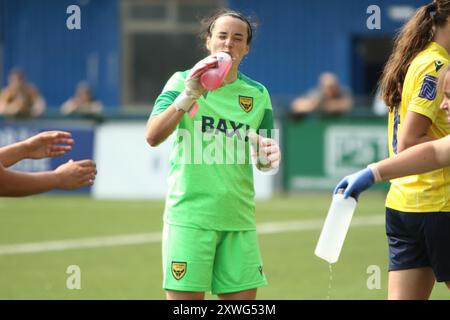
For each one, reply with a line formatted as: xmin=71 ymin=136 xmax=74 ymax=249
xmin=386 ymin=208 xmax=450 ymax=282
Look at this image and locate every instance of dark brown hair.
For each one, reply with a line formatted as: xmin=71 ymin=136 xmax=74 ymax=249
xmin=200 ymin=9 xmax=257 ymax=45
xmin=380 ymin=0 xmax=450 ymax=110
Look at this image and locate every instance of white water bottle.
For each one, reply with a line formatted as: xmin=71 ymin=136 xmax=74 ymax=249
xmin=315 ymin=190 xmax=357 ymax=264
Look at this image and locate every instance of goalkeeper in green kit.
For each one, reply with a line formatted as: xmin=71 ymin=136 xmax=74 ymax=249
xmin=145 ymin=10 xmax=281 ymax=300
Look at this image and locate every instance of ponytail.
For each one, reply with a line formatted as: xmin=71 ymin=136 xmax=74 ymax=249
xmin=380 ymin=3 xmax=436 ymax=110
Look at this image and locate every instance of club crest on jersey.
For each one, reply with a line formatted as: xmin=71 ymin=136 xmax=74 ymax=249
xmin=172 ymin=261 xmax=186 ymax=280
xmin=435 ymin=60 xmax=444 ymax=72
xmin=239 ymin=96 xmax=254 ymax=113
xmin=418 ymin=75 xmax=437 ymax=101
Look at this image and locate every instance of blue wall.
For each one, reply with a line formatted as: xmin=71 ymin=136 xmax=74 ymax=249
xmin=0 ymin=0 xmax=433 ymax=108
xmin=0 ymin=0 xmax=120 ymax=108
xmin=227 ymin=0 xmax=429 ymax=100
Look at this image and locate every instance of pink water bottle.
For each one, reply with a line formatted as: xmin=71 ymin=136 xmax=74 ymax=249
xmin=200 ymin=52 xmax=232 ymax=90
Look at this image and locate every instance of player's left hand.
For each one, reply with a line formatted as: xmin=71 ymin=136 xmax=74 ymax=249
xmin=55 ymin=159 xmax=97 ymax=189
xmin=23 ymin=131 xmax=74 ymax=159
xmin=248 ymin=132 xmax=281 ymax=172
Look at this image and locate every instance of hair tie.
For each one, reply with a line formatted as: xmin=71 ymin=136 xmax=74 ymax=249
xmin=428 ymin=2 xmax=437 ymax=18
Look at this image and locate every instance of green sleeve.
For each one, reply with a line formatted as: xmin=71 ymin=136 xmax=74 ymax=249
xmin=257 ymin=88 xmax=274 ymax=138
xmin=150 ymin=71 xmax=187 ymax=117
xmin=257 ymin=109 xmax=274 ymax=138
xmin=150 ymin=91 xmax=180 ymax=117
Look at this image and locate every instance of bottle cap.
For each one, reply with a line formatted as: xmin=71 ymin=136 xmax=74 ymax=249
xmin=335 ymin=188 xmax=358 ymax=202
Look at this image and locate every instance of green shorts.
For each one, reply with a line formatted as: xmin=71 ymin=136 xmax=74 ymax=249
xmin=162 ymin=223 xmax=268 ymax=295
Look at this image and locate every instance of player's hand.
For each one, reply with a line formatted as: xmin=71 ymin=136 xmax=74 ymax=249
xmin=185 ymin=55 xmax=218 ymax=98
xmin=54 ymin=159 xmax=97 ymax=190
xmin=248 ymin=132 xmax=281 ymax=172
xmin=334 ymin=168 xmax=375 ymax=200
xmin=173 ymin=55 xmax=218 ymax=113
xmin=23 ymin=131 xmax=74 ymax=159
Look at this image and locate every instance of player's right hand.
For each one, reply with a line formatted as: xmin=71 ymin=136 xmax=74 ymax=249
xmin=334 ymin=168 xmax=375 ymax=200
xmin=55 ymin=159 xmax=97 ymax=190
xmin=185 ymin=55 xmax=220 ymax=100
xmin=173 ymin=55 xmax=218 ymax=113
xmin=24 ymin=131 xmax=74 ymax=159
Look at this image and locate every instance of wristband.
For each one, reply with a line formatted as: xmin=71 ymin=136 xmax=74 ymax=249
xmin=173 ymin=91 xmax=196 ymax=113
xmin=368 ymin=163 xmax=382 ymax=183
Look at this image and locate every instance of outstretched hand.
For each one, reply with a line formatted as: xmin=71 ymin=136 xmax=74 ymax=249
xmin=55 ymin=159 xmax=97 ymax=190
xmin=334 ymin=168 xmax=375 ymax=200
xmin=24 ymin=131 xmax=74 ymax=159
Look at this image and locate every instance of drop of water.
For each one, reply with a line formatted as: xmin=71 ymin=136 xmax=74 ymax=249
xmin=327 ymin=263 xmax=333 ymax=300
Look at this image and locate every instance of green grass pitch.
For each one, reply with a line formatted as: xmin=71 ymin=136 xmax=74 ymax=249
xmin=0 ymin=192 xmax=448 ymax=299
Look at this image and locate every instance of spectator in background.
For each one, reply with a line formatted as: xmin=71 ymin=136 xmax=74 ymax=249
xmin=291 ymin=72 xmax=353 ymax=114
xmin=372 ymin=86 xmax=389 ymax=116
xmin=0 ymin=69 xmax=46 ymax=118
xmin=61 ymin=82 xmax=103 ymax=116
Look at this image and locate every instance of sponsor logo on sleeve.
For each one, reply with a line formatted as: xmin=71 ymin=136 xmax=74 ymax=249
xmin=418 ymin=75 xmax=438 ymax=101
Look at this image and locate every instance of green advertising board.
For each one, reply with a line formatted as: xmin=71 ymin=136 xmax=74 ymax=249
xmin=282 ymin=116 xmax=390 ymax=192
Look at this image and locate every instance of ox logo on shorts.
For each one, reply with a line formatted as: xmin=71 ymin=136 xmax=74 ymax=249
xmin=171 ymin=261 xmax=187 ymax=280
xmin=239 ymin=96 xmax=254 ymax=113
xmin=418 ymin=75 xmax=438 ymax=101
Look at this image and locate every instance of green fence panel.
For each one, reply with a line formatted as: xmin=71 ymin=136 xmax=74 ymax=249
xmin=282 ymin=116 xmax=390 ymax=192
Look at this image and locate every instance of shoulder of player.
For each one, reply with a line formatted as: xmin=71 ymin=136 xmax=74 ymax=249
xmin=172 ymin=70 xmax=190 ymax=81
xmin=162 ymin=70 xmax=189 ymax=93
xmin=165 ymin=70 xmax=190 ymax=83
xmin=411 ymin=52 xmax=449 ymax=80
xmin=405 ymin=55 xmax=448 ymax=106
xmin=237 ymin=72 xmax=269 ymax=95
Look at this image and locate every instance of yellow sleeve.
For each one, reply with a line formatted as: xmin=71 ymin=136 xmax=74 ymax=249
xmin=408 ymin=61 xmax=447 ymax=122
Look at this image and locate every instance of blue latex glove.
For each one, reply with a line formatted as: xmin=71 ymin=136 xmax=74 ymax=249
xmin=334 ymin=168 xmax=375 ymax=200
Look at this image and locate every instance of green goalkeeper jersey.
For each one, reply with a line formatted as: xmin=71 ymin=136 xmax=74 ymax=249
xmin=151 ymin=70 xmax=274 ymax=231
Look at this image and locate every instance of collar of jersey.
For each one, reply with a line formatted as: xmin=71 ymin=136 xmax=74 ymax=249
xmin=221 ymin=71 xmax=242 ymax=88
xmin=429 ymin=41 xmax=450 ymax=60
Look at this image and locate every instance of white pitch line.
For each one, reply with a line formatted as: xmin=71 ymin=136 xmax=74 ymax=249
xmin=0 ymin=215 xmax=384 ymax=256
xmin=256 ymin=215 xmax=383 ymax=234
xmin=0 ymin=233 xmax=162 ymax=256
